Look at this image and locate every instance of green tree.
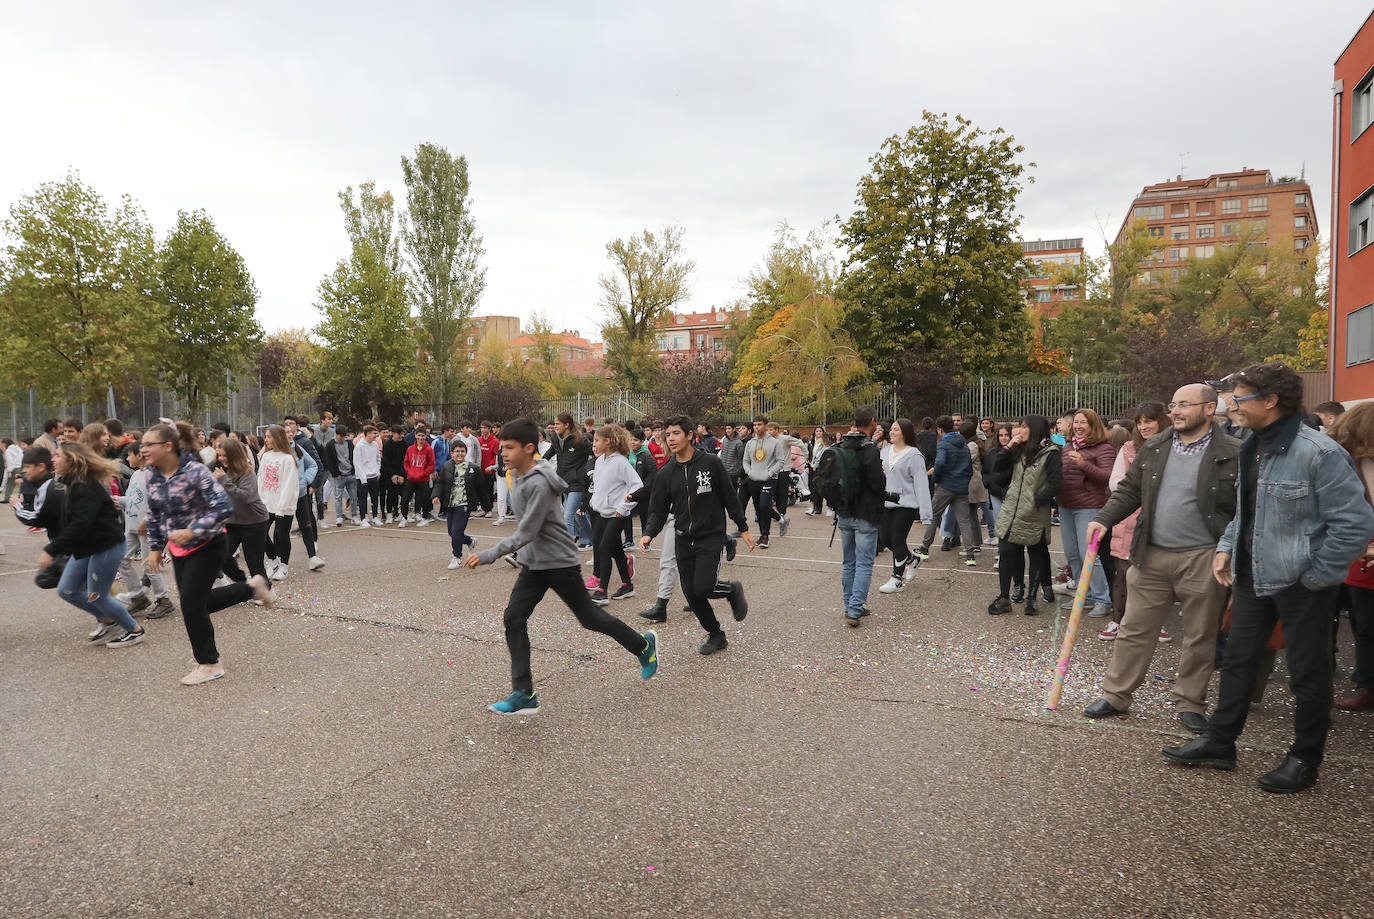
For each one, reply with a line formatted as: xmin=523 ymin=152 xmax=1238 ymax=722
xmin=314 ymin=182 xmax=423 ymax=419
xmin=523 ymin=311 xmax=567 ymax=394
xmin=256 ymin=328 xmax=318 ymax=414
xmin=401 ymin=143 xmax=486 ymax=405
xmin=598 ymin=226 xmax=694 ymax=389
xmin=727 ymin=222 xmax=838 ymax=368
xmin=839 ymin=111 xmax=1034 ymax=378
xmin=0 ymin=170 xmax=159 ymax=407
xmin=155 ymin=209 xmax=262 ymax=419
xmin=737 ymin=294 xmax=868 ymax=422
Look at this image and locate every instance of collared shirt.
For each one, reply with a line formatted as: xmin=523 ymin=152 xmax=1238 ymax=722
xmin=1172 ymin=428 xmax=1212 ymax=458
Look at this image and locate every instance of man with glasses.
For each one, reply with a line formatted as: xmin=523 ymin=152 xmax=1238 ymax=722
xmin=1163 ymin=362 xmax=1374 ymax=793
xmin=1083 ymin=384 xmax=1240 ymax=733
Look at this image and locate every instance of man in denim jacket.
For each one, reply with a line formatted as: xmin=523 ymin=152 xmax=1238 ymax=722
xmin=1164 ymin=362 xmax=1374 ymax=793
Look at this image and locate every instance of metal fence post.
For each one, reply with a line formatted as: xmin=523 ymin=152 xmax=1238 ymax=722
xmin=979 ymin=377 xmax=985 ymax=419
xmin=1073 ymin=374 xmax=1080 ymax=408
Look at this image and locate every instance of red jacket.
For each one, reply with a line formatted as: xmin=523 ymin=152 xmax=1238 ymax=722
xmin=479 ymin=434 xmax=499 ymax=472
xmin=648 ymin=439 xmax=668 ymax=468
xmin=404 ymin=442 xmax=435 ymax=482
xmin=1058 ymin=440 xmax=1115 ymax=509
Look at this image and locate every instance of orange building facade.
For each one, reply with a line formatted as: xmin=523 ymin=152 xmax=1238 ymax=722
xmin=1115 ymin=169 xmax=1317 ymax=286
xmin=655 ymin=307 xmax=738 ymax=359
xmin=1332 ymin=11 xmax=1374 ymax=402
xmin=1019 ymin=238 xmax=1086 ymax=318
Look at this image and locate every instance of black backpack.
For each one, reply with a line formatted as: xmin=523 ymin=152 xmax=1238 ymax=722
xmin=813 ymin=442 xmax=861 ymax=512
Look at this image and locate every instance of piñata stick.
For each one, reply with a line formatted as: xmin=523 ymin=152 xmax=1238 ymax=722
xmin=1045 ymin=529 xmax=1102 ymax=710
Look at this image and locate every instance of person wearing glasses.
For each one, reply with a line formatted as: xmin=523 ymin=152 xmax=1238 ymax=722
xmin=1082 ymin=385 xmax=1240 ymax=733
xmin=1163 ymin=362 xmax=1374 ymax=793
xmin=143 ymin=423 xmax=274 ymax=685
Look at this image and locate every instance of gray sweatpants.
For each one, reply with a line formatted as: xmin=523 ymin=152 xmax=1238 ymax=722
xmin=118 ymin=531 xmax=167 ymax=598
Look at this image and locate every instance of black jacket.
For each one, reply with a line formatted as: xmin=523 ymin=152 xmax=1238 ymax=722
xmin=982 ymin=444 xmax=1014 ymax=500
xmin=836 ymin=432 xmax=887 ymax=526
xmin=642 ymin=449 xmax=748 ymax=542
xmin=436 ymin=459 xmax=482 ymax=513
xmin=45 ymin=477 xmax=123 ymax=560
xmin=381 ymin=438 xmax=407 ymax=478
xmin=915 ymin=430 xmax=939 ymax=470
xmin=544 ymin=433 xmax=592 ymax=492
xmin=322 ymin=438 xmax=354 ymax=478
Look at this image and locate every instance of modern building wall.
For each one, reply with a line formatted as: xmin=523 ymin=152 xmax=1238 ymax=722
xmin=1333 ymin=10 xmax=1374 ymax=402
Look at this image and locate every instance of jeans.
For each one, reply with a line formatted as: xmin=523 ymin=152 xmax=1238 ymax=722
xmin=58 ymin=542 xmax=138 ymax=632
xmin=446 ymin=506 xmax=474 ymax=557
xmin=563 ymin=490 xmax=592 ymax=547
xmin=986 ymin=497 xmax=999 ymax=539
xmin=333 ymin=474 xmax=359 ymax=521
xmin=1059 ymin=505 xmax=1110 ymax=606
xmin=838 ymin=516 xmax=879 ymax=619
xmin=502 ymin=564 xmax=646 ymax=693
xmin=118 ymin=530 xmax=166 ymax=598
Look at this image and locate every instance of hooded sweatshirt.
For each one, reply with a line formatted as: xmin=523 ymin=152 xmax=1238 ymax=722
xmin=257 ymin=449 xmax=301 ymax=516
xmin=404 ymin=440 xmax=436 ymax=483
xmin=476 ymin=460 xmax=581 ymax=570
xmin=590 ymin=452 xmax=642 ymax=518
xmin=883 ymin=444 xmax=933 ymax=520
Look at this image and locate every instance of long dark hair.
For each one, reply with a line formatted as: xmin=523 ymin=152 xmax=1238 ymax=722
xmin=893 ymin=418 xmax=918 ymax=449
xmin=556 ymin=412 xmax=582 ymax=446
xmin=1014 ymin=414 xmax=1053 ymax=466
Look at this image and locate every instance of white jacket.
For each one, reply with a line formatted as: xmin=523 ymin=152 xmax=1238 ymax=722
xmin=256 ymin=450 xmax=300 ymax=516
xmin=353 ymin=438 xmax=381 ymax=480
xmin=589 ymin=453 xmax=641 ymax=518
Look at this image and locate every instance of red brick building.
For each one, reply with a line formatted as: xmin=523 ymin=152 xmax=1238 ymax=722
xmin=655 ymin=308 xmax=738 ymax=359
xmin=1116 ymin=169 xmax=1317 ymax=287
xmin=1332 ymin=10 xmax=1374 ymax=402
xmin=1019 ymin=238 xmax=1086 ymax=318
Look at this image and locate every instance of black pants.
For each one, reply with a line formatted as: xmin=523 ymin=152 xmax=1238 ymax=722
xmin=880 ymin=507 xmax=920 ymax=579
xmin=1350 ymin=585 xmax=1374 ymax=693
xmin=384 ymin=477 xmax=403 ymax=517
xmin=676 ymin=534 xmax=737 ymax=636
xmin=743 ymin=479 xmax=775 ymax=538
xmin=295 ymin=495 xmax=318 ymax=556
xmin=479 ymin=472 xmax=495 ymax=512
xmin=1208 ymin=571 xmax=1338 ymax=764
xmin=591 ymin=514 xmax=631 ymax=590
xmin=502 ymin=564 xmax=645 ymax=694
xmin=775 ymin=471 xmax=791 ymax=513
xmin=223 ymin=520 xmax=269 ymax=581
xmin=361 ymin=477 xmax=381 ymax=519
xmin=997 ymin=541 xmax=1028 ymax=598
xmin=401 ymin=480 xmax=432 ymax=519
xmin=171 ymin=535 xmax=253 ymax=665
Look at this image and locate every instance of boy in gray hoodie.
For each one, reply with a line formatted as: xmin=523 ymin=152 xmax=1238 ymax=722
xmin=467 ymin=419 xmax=659 ymax=714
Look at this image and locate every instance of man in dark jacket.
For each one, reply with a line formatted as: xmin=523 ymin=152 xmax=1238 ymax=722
xmin=916 ymin=416 xmax=978 ymax=568
xmin=836 ymin=406 xmax=888 ymax=627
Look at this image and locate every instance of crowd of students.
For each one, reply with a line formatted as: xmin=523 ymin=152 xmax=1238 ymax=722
xmin=6 ymin=360 xmax=1374 ymax=793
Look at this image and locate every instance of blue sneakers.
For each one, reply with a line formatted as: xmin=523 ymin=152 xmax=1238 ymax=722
xmin=488 ymin=690 xmax=540 ymax=714
xmin=638 ymin=630 xmax=659 ymax=680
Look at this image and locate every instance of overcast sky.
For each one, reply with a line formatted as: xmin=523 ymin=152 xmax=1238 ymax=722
xmin=0 ymin=2 xmax=1362 ymax=340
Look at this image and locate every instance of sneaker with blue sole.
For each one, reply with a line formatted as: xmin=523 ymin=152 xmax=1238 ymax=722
xmin=638 ymin=630 xmax=660 ymax=679
xmin=489 ymin=690 xmax=540 ymax=714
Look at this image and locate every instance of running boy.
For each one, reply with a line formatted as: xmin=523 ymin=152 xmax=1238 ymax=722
xmin=466 ymin=419 xmax=659 ymax=714
xmin=438 ymin=439 xmax=480 ymax=569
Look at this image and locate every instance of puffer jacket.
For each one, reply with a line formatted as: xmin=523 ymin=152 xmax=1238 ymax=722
xmin=932 ymin=431 xmax=973 ymax=495
xmin=1058 ymin=439 xmax=1115 ymax=508
xmin=1107 ymin=440 xmax=1139 ymax=560
xmin=994 ymin=443 xmax=1062 ymax=546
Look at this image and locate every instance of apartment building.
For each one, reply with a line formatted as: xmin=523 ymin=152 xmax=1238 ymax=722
xmin=1019 ymin=238 xmax=1086 ymax=318
xmin=656 ymin=307 xmax=739 ymax=358
xmin=1332 ymin=10 xmax=1374 ymax=401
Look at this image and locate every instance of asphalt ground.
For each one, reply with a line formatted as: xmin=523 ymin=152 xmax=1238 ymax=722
xmin=1 ymin=506 xmax=1371 ymax=919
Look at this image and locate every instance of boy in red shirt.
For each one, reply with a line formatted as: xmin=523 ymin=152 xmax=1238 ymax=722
xmin=400 ymin=428 xmax=436 ymax=527
xmin=478 ymin=421 xmax=500 ymax=517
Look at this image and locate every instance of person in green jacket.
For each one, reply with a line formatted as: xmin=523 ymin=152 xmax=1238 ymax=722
xmin=990 ymin=416 xmax=1062 ymax=616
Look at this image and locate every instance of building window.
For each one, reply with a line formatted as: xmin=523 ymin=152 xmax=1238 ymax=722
xmin=1037 ymin=291 xmax=1051 ymax=302
xmin=1133 ymin=204 xmax=1164 ymax=220
xmin=1171 ymin=225 xmax=1189 ymax=240
xmin=1295 ymin=215 xmax=1308 ymax=230
xmin=1221 ymin=221 xmax=1240 ymax=237
xmin=1171 ymin=204 xmax=1189 ymax=217
xmin=1221 ymin=198 xmax=1242 ymax=214
xmin=1196 ymin=201 xmax=1214 ymax=216
xmin=1195 ymin=244 xmax=1215 ymax=259
xmin=466 ymin=336 xmax=474 ymax=345
xmin=1148 ymin=226 xmax=1164 ymax=238
xmin=1219 ymin=179 xmax=1239 ymax=190
xmin=1295 ymin=192 xmax=1308 ymax=207
xmin=1246 ymin=219 xmax=1268 ymax=234
xmin=1169 ymin=247 xmax=1186 ymax=260
xmin=1349 ymin=188 xmax=1374 ymax=255
xmin=1355 ymin=74 xmax=1374 ymax=140
xmin=1349 ymin=304 xmax=1374 ymax=365
xmin=1170 ymin=269 xmax=1180 ymax=281
xmin=1295 ymin=237 xmax=1310 ymax=250
xmin=1247 ymin=196 xmax=1268 ymax=212
xmin=1196 ymin=224 xmax=1215 ymax=238
xmin=713 ymin=339 xmax=723 ymax=351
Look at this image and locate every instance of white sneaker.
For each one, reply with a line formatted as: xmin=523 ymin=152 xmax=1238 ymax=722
xmin=272 ymin=564 xmax=288 ymax=581
xmin=371 ymin=517 xmax=382 ymax=527
xmin=114 ymin=590 xmax=139 ymax=604
xmin=308 ymin=555 xmax=326 ymax=571
xmin=249 ymin=574 xmax=276 ymax=608
xmin=824 ymin=509 xmax=834 ymax=517
xmin=416 ymin=518 xmax=431 ymax=528
xmin=409 ymin=514 xmax=418 ymax=522
xmin=397 ymin=519 xmax=407 ymax=529
xmin=447 ymin=556 xmax=461 ymax=570
xmin=351 ymin=517 xmax=361 ymax=525
xmin=384 ymin=514 xmax=393 ymax=524
xmin=987 ymin=536 xmax=998 ymax=546
xmin=359 ymin=518 xmax=371 ymax=528
xmin=212 ymin=575 xmax=231 ymax=588
xmin=492 ymin=516 xmax=505 ymax=526
xmin=878 ymin=577 xmax=904 ymax=594
xmin=320 ymin=519 xmax=331 ymax=529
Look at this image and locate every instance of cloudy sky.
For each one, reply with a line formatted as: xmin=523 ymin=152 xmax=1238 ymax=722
xmin=1 ymin=2 xmax=1362 ymax=340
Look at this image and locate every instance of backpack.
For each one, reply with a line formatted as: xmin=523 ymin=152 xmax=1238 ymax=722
xmin=813 ymin=442 xmax=861 ymax=511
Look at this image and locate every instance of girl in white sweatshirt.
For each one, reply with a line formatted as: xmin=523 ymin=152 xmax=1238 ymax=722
xmin=588 ymin=424 xmax=642 ymax=606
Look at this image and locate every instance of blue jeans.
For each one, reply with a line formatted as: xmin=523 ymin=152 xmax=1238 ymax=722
xmin=58 ymin=542 xmax=138 ymax=632
xmin=838 ymin=516 xmax=879 ymax=619
xmin=1060 ymin=505 xmax=1110 ymax=605
xmin=447 ymin=506 xmax=474 ymax=556
xmin=987 ymin=497 xmax=1000 ymax=539
xmin=563 ymin=490 xmax=593 ymax=547
xmin=333 ymin=474 xmax=359 ymax=522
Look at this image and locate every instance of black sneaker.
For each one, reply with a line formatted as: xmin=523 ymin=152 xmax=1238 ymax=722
xmin=727 ymin=581 xmax=748 ymax=621
xmin=698 ymin=632 xmax=728 ymax=655
xmin=611 ymin=584 xmax=635 ymax=601
xmin=757 ymin=536 xmax=770 ymax=549
xmin=941 ymin=537 xmax=956 ymax=552
xmin=1041 ymin=584 xmax=1055 ymax=604
xmin=988 ymin=597 xmax=1012 ymax=615
xmin=591 ymin=589 xmax=609 ymax=606
xmin=1011 ymin=585 xmax=1026 ymax=604
xmin=105 ymin=626 xmax=146 ymax=649
xmin=725 ymin=537 xmax=737 ymax=562
xmin=681 ymin=604 xmax=694 ymax=613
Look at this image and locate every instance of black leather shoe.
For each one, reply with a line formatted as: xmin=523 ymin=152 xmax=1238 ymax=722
xmin=1041 ymin=584 xmax=1055 ymax=603
xmin=988 ymin=597 xmax=1011 ymax=615
xmin=1162 ymin=735 xmax=1236 ymax=770
xmin=725 ymin=537 xmax=737 ymax=563
xmin=1011 ymin=585 xmax=1026 ymax=603
xmin=638 ymin=599 xmax=668 ymax=623
xmin=1257 ymin=754 xmax=1319 ymax=794
xmin=1083 ymin=698 xmax=1127 ymax=719
xmin=1178 ymin=711 xmax=1208 ymax=735
xmin=1024 ymin=596 xmax=1039 ymax=616
xmin=727 ymin=581 xmax=748 ymax=622
xmin=698 ymin=632 xmax=728 ymax=655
